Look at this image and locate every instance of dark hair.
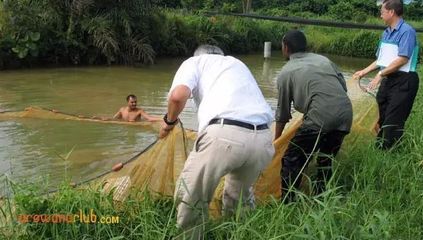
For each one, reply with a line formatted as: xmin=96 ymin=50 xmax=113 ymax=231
xmin=383 ymin=0 xmax=403 ymax=16
xmin=126 ymin=94 xmax=137 ymax=102
xmin=282 ymin=30 xmax=307 ymax=54
xmin=193 ymin=44 xmax=224 ymax=56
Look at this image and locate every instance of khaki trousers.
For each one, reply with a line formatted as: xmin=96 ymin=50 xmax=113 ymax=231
xmin=174 ymin=124 xmax=274 ymax=238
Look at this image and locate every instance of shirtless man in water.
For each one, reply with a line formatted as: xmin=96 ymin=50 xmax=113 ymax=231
xmin=113 ymin=94 xmax=162 ymax=122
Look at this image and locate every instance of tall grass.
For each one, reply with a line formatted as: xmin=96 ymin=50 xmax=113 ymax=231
xmin=153 ymin=12 xmax=423 ymax=60
xmin=1 ymin=69 xmax=423 ymax=239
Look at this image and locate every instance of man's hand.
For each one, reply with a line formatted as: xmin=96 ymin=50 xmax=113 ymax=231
xmin=159 ymin=121 xmax=175 ymax=139
xmin=353 ymin=69 xmax=367 ymax=80
xmin=366 ymin=74 xmax=383 ymax=91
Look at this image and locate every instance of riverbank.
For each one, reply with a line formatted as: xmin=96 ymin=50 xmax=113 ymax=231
xmin=1 ymin=67 xmax=422 ymax=239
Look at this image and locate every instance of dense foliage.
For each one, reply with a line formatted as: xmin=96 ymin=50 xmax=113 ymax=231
xmin=0 ymin=0 xmax=422 ymax=69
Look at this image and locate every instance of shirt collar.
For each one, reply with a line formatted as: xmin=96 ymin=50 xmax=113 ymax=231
xmin=289 ymin=52 xmax=307 ymax=60
xmin=388 ymin=18 xmax=404 ymax=33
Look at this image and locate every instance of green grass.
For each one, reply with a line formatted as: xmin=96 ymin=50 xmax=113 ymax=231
xmin=1 ymin=68 xmax=423 ymax=239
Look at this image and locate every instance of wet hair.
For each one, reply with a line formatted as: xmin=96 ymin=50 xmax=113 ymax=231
xmin=193 ymin=44 xmax=224 ymax=56
xmin=126 ymin=94 xmax=137 ymax=102
xmin=383 ymin=0 xmax=403 ymax=16
xmin=282 ymin=30 xmax=307 ymax=54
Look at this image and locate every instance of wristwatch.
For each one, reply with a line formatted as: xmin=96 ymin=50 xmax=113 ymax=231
xmin=377 ymin=70 xmax=384 ymax=77
xmin=163 ymin=113 xmax=178 ymax=126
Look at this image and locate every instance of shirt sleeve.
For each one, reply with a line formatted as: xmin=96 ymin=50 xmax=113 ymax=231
xmin=398 ymin=28 xmax=417 ymax=59
xmin=330 ymin=61 xmax=347 ymax=92
xmin=275 ymin=71 xmax=292 ymax=123
xmin=169 ymin=58 xmax=199 ymax=96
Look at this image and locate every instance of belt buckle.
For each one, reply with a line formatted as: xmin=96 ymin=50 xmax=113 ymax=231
xmin=219 ymin=118 xmax=224 ymax=127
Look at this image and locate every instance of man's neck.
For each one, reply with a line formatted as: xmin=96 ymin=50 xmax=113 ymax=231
xmin=127 ymin=106 xmax=138 ymax=112
xmin=389 ymin=16 xmax=401 ymax=30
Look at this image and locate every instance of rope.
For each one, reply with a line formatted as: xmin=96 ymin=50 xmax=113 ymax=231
xmin=70 ymin=138 xmax=159 ymax=186
xmin=205 ymin=12 xmax=423 ymax=33
xmin=357 ymin=77 xmax=377 ymax=98
xmin=0 ymin=138 xmax=159 ymax=200
xmin=38 ymin=106 xmax=117 ymax=122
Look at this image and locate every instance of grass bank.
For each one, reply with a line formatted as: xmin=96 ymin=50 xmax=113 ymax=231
xmin=113 ymin=10 xmax=423 ymax=60
xmin=1 ymin=69 xmax=422 ymax=239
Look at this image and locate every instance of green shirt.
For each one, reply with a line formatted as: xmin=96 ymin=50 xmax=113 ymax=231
xmin=275 ymin=52 xmax=352 ymax=132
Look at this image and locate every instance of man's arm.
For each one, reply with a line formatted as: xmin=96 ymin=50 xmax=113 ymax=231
xmin=274 ymin=121 xmax=288 ymax=141
xmin=353 ymin=60 xmax=378 ymax=79
xmin=274 ymin=71 xmax=292 ymax=141
xmin=159 ymin=85 xmax=191 ymax=138
xmin=367 ymin=56 xmax=409 ymax=91
xmin=139 ymin=109 xmax=162 ymax=122
xmin=330 ymin=61 xmax=348 ymax=92
xmin=113 ymin=108 xmax=123 ymax=119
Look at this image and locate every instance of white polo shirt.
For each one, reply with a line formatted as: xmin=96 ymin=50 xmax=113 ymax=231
xmin=169 ymin=54 xmax=273 ymax=132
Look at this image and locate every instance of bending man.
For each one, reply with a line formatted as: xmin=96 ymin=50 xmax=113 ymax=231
xmin=275 ymin=30 xmax=352 ymax=203
xmin=159 ymin=45 xmax=274 ymax=238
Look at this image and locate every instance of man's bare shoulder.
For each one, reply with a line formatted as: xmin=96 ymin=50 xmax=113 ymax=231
xmin=136 ymin=107 xmax=144 ymax=112
xmin=119 ymin=106 xmax=129 ymax=112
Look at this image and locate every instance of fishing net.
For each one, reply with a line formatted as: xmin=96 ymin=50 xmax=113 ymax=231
xmin=0 ymin=106 xmax=159 ymax=131
xmin=0 ymin=78 xmax=378 ymax=216
xmin=99 ymin=77 xmax=378 ymax=215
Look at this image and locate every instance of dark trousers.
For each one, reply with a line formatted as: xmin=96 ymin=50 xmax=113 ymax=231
xmin=376 ymin=71 xmax=419 ymax=150
xmin=281 ymin=126 xmax=348 ymax=203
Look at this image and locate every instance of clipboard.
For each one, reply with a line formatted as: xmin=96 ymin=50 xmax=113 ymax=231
xmin=376 ymin=41 xmax=419 ymax=72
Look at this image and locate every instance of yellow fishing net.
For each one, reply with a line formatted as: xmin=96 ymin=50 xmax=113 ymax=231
xmin=0 ymin=106 xmax=159 ymax=131
xmin=99 ymin=77 xmax=378 ymax=215
xmin=0 ymin=78 xmax=378 ymax=216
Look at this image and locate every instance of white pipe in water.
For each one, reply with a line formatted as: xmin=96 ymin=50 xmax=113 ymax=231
xmin=264 ymin=42 xmax=271 ymax=59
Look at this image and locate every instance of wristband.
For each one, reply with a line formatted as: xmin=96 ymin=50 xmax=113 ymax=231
xmin=163 ymin=113 xmax=178 ymax=125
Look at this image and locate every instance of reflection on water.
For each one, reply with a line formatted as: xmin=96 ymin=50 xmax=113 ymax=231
xmin=0 ymin=52 xmax=373 ymax=194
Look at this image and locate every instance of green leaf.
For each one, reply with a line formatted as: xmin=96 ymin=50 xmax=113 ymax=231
xmin=11 ymin=47 xmax=19 ymax=53
xmin=29 ymin=32 xmax=40 ymax=41
xmin=27 ymin=42 xmax=37 ymax=50
xmin=17 ymin=48 xmax=28 ymax=59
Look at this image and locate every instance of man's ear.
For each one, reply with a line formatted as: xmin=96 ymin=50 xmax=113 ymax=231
xmin=282 ymin=43 xmax=289 ymax=56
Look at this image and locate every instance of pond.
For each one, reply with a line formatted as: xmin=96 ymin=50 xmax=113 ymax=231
xmin=0 ymin=52 xmax=373 ymax=195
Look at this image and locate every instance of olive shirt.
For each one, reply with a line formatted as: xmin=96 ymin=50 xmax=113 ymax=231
xmin=275 ymin=52 xmax=352 ymax=133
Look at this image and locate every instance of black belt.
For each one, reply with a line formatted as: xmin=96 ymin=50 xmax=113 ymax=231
xmin=209 ymin=118 xmax=268 ymax=130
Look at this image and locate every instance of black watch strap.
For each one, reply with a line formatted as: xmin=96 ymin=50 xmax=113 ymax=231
xmin=164 ymin=113 xmax=178 ymax=125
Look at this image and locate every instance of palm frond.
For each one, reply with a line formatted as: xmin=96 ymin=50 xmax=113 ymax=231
xmin=71 ymin=0 xmax=94 ymax=16
xmin=83 ymin=16 xmax=119 ymax=64
xmin=130 ymin=34 xmax=155 ymax=65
